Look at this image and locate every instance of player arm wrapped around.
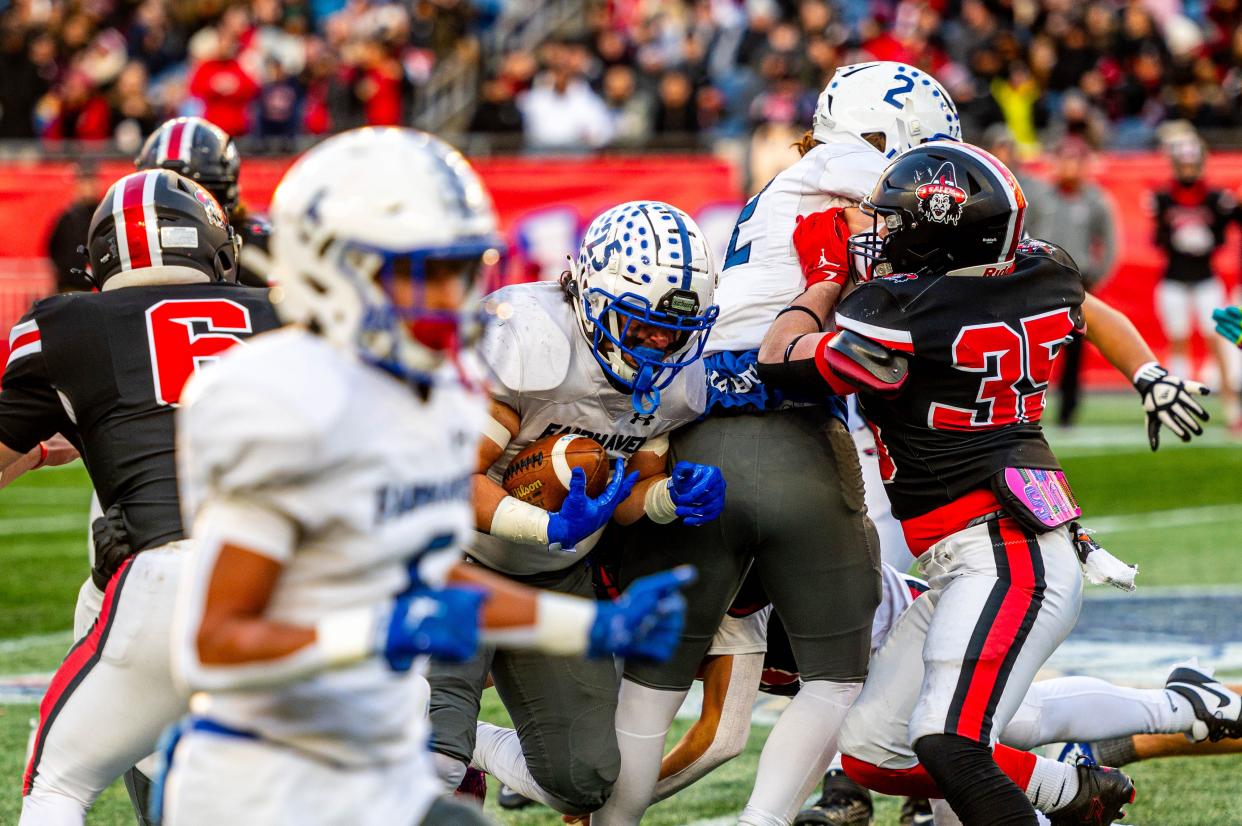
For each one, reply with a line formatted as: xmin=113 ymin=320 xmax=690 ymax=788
xmin=612 ymin=435 xmax=726 ymax=526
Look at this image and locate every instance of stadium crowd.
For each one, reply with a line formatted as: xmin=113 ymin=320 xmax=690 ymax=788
xmin=5 ymin=0 xmax=1242 ymax=151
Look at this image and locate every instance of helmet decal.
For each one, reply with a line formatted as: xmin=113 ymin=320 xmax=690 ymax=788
xmin=915 ymin=162 xmax=966 ymax=225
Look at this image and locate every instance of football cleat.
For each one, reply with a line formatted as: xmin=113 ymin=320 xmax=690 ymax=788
xmin=899 ymin=797 xmax=935 ymax=826
xmin=453 ymin=767 xmax=487 ymax=806
xmin=497 ymin=783 xmax=535 ymax=810
xmin=793 ymin=769 xmax=874 ymax=825
xmin=1165 ymin=660 xmax=1242 ymax=742
xmin=1048 ymin=761 xmax=1135 ymax=826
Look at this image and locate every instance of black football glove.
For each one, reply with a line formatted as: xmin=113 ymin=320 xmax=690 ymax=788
xmin=91 ymin=504 xmax=133 ymax=590
xmin=1132 ymin=362 xmax=1210 ymax=451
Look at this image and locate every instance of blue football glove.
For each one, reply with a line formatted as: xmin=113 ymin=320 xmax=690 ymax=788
xmin=1213 ymin=305 xmax=1242 ymax=349
xmin=588 ymin=565 xmax=697 ymax=661
xmin=547 ymin=459 xmax=638 ymax=551
xmin=667 ymin=461 xmax=726 ymax=525
xmin=382 ymin=586 xmax=485 ymax=671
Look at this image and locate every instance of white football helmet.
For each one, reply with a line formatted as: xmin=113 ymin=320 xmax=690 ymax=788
xmin=567 ymin=200 xmax=719 ymax=415
xmin=268 ymin=127 xmax=502 ymax=381
xmin=813 ymin=62 xmax=960 ymax=158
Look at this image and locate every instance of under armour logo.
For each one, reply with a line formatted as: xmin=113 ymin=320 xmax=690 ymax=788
xmin=629 ymin=412 xmax=656 ymax=425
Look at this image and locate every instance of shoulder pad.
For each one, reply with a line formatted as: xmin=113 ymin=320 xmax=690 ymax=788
xmin=1017 ymin=238 xmax=1078 ymax=271
xmin=480 ymin=284 xmax=572 ymax=394
xmin=825 ymin=329 xmax=908 ymax=396
xmin=810 ymin=143 xmax=889 ymax=202
xmin=834 ymin=283 xmax=914 ymax=354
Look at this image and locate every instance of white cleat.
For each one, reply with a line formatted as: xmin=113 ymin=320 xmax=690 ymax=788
xmin=1165 ymin=660 xmax=1242 ymax=742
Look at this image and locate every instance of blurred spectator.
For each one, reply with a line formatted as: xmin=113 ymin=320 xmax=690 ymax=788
xmin=469 ymin=77 xmax=523 ymax=136
xmin=518 ymin=41 xmax=612 ymax=150
xmin=110 ymin=62 xmax=158 ymax=153
xmin=653 ymin=70 xmax=700 ymax=138
xmin=187 ymin=26 xmax=260 ymax=137
xmin=1023 ymin=138 xmax=1117 ymax=426
xmin=42 ymin=70 xmax=111 ymax=140
xmin=256 ymin=57 xmax=304 ymax=140
xmin=46 ymin=164 xmax=99 ymax=293
xmin=601 ymin=65 xmax=652 ymax=146
xmin=0 ymin=27 xmax=53 ymax=138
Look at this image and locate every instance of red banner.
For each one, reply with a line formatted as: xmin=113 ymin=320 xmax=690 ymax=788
xmin=1 ymin=151 xmax=1239 ymax=387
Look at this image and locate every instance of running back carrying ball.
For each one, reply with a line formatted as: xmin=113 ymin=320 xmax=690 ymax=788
xmin=502 ymin=434 xmax=609 ymax=510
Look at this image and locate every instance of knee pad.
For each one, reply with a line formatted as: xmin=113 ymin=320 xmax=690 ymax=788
xmin=912 ymin=734 xmax=992 ymax=778
xmin=531 ymin=758 xmax=618 ymax=815
xmin=431 ymin=752 xmax=467 ymax=791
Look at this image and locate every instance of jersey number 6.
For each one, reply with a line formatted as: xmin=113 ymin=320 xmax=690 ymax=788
xmin=929 ymin=308 xmax=1075 ymax=430
xmin=144 ymin=299 xmax=254 ymax=406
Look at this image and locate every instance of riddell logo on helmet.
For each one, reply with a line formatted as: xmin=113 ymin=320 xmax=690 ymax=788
xmin=915 ymin=162 xmax=966 ymax=225
xmin=981 ymin=261 xmax=1016 ymax=277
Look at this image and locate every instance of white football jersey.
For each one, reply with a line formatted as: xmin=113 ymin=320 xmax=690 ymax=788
xmin=473 ymin=282 xmax=705 ymax=575
xmin=707 ymin=140 xmax=890 ymax=355
xmin=176 ymin=328 xmax=481 ymax=766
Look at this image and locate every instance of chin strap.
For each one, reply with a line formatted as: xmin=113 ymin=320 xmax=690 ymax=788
xmin=629 ymin=347 xmax=664 ymax=415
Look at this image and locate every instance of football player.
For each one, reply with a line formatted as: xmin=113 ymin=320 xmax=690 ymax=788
xmin=758 ymin=142 xmax=1215 ymax=825
xmin=162 ymin=130 xmax=696 ymax=826
xmin=0 ymin=169 xmax=282 ymax=826
xmin=1150 ymin=132 xmax=1238 ymax=429
xmin=426 ymin=200 xmax=725 ymax=819
xmin=136 ymin=116 xmax=272 ymax=286
xmin=591 ymin=61 xmax=960 ymax=826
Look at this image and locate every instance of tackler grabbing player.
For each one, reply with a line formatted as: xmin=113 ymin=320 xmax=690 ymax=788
xmin=427 ymin=200 xmax=725 ymax=819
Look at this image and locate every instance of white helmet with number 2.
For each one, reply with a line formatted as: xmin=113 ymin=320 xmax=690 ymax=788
xmin=269 ymin=127 xmax=502 ymax=382
xmin=813 ymin=61 xmax=960 ymax=158
xmin=567 ymin=200 xmax=719 ymax=416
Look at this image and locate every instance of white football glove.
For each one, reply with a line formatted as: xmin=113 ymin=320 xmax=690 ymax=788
xmin=1132 ymin=362 xmax=1210 ymax=451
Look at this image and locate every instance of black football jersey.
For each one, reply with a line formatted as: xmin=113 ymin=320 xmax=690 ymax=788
xmin=1151 ymin=185 xmax=1233 ymax=284
xmin=835 ymin=241 xmax=1085 ymax=520
xmin=0 ymin=283 xmax=280 ymax=551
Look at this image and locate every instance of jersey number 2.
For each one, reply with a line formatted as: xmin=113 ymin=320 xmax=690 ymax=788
xmin=145 ymin=299 xmax=253 ymax=406
xmin=929 ymin=308 xmax=1074 ymax=430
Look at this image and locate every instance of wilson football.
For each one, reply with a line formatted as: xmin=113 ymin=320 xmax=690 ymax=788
xmin=501 ymin=434 xmax=610 ymax=510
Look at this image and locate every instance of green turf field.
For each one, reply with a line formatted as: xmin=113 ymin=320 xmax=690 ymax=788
xmin=1 ymin=394 xmax=1240 ymax=824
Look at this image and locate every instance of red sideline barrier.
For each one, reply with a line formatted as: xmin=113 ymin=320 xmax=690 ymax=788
xmin=1 ymin=152 xmax=1238 ymax=387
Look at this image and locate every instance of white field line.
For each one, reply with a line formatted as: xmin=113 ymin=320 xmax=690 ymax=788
xmin=0 ymin=514 xmax=85 ymax=535
xmin=0 ymin=631 xmax=72 ymax=655
xmin=1085 ymin=503 xmax=1242 ymax=533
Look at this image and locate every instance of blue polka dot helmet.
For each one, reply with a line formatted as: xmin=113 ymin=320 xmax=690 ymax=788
xmin=813 ymin=61 xmax=960 ymax=159
xmin=568 ymin=200 xmax=719 ymax=415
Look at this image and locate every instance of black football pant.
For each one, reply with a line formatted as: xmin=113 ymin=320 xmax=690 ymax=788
xmin=426 ymin=561 xmax=620 ymax=815
xmin=616 ymin=407 xmax=881 ymax=691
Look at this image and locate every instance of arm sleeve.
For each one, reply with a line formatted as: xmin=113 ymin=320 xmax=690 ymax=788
xmin=0 ymin=312 xmax=71 ymax=453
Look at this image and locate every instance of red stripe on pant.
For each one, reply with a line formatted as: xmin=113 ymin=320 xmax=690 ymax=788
xmin=843 ymin=746 xmax=1036 ymax=799
xmin=23 ymin=555 xmax=135 ymax=795
xmin=953 ymin=519 xmax=1040 ymax=741
xmin=122 ymin=174 xmax=153 ymax=269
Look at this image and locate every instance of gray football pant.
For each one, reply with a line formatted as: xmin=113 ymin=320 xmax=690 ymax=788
xmin=427 ymin=562 xmax=620 ymax=815
xmin=619 ymin=408 xmax=882 ymax=690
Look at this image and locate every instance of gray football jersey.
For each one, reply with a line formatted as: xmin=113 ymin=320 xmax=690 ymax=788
xmin=473 ymin=281 xmax=706 ymax=575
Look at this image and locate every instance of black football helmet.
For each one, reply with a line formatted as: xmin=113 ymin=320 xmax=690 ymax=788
xmin=848 ymin=141 xmax=1026 ymax=281
xmin=135 ymin=117 xmax=241 ymax=213
xmin=87 ymin=169 xmax=239 ymax=288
